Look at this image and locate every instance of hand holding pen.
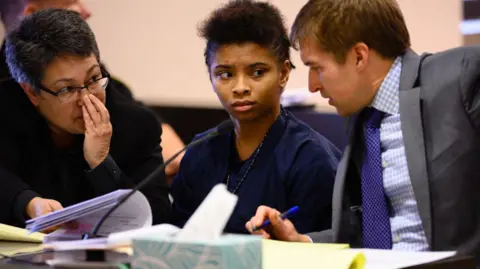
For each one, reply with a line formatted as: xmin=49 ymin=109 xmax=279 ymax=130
xmin=246 ymin=206 xmax=312 ymax=243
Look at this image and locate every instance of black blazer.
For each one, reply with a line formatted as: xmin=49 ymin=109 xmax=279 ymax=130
xmin=0 ymin=47 xmax=171 ymax=227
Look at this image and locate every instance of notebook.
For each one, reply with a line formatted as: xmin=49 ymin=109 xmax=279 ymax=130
xmin=0 ymin=224 xmax=44 ymax=243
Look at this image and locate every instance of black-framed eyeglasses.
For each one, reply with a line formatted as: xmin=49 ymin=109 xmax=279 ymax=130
xmin=38 ymin=68 xmax=110 ymax=103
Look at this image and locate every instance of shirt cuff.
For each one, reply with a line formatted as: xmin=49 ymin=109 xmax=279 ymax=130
xmin=85 ymin=155 xmax=122 ymax=193
xmin=306 ymin=235 xmax=313 ymax=243
xmin=13 ymin=190 xmax=39 ymax=223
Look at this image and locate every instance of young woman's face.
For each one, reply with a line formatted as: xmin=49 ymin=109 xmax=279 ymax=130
xmin=209 ymin=42 xmax=290 ymax=123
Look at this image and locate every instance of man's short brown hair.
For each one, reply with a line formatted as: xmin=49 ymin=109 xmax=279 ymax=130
xmin=291 ymin=0 xmax=410 ymax=63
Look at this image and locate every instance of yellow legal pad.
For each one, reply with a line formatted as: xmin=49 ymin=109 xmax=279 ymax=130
xmin=0 ymin=224 xmax=45 ymax=243
xmin=263 ymin=239 xmax=366 ymax=269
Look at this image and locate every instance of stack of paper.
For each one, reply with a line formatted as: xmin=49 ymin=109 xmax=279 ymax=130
xmin=26 ymin=189 xmax=153 ymax=239
xmin=0 ymin=224 xmax=45 ymax=258
xmin=0 ymin=242 xmax=44 ymax=257
xmin=44 ymin=223 xmax=181 ymax=251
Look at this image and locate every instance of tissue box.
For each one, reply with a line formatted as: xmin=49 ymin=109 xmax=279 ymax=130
xmin=131 ymin=234 xmax=262 ymax=269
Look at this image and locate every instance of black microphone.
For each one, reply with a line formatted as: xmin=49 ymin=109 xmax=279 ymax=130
xmin=84 ymin=119 xmax=234 ymax=239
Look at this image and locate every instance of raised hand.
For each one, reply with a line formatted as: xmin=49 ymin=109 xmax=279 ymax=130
xmin=82 ymin=94 xmax=112 ymax=169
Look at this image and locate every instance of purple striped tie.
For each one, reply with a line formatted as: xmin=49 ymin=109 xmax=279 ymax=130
xmin=361 ymin=107 xmax=392 ymax=249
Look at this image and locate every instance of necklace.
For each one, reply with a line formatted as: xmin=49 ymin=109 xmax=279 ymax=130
xmin=225 ymin=135 xmax=266 ymax=194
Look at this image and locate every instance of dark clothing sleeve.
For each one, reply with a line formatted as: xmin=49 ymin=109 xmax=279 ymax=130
xmin=170 ymin=147 xmax=195 ymax=228
xmin=87 ymin=144 xmax=170 ymax=225
xmin=109 ymin=108 xmax=171 ymax=225
xmin=13 ymin=190 xmax=39 ymax=224
xmin=0 ymin=164 xmax=38 ymax=227
xmin=0 ymin=134 xmax=37 ymax=227
xmin=86 ymin=145 xmax=171 ymax=225
xmin=285 ymin=143 xmax=340 ymax=234
xmin=85 ymin=155 xmax=124 ymax=194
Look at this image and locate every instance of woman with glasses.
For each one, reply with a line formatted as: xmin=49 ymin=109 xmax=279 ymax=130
xmin=0 ymin=9 xmax=171 ymax=230
xmin=170 ymin=0 xmax=341 ymax=234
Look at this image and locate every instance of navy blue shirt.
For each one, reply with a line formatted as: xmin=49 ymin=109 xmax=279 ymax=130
xmin=170 ymin=110 xmax=341 ymax=234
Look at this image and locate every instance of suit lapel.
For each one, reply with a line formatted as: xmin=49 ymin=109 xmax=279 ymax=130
xmin=398 ymin=50 xmax=432 ymax=247
xmin=331 ymin=144 xmax=351 ymax=239
xmin=332 ymin=113 xmax=360 ymax=241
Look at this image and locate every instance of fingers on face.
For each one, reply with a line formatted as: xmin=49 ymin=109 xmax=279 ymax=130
xmin=82 ymin=95 xmax=112 ymax=136
xmin=83 ymin=95 xmax=102 ymax=124
xmin=88 ymin=94 xmax=110 ymax=122
xmin=82 ymin=106 xmax=94 ymax=131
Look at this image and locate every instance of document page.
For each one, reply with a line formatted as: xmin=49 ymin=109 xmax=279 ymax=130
xmin=346 ymin=249 xmax=457 ymax=269
xmin=27 ymin=190 xmax=152 ymax=241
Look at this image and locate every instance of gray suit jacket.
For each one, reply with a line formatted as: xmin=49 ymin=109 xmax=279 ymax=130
xmin=308 ymin=46 xmax=480 ymax=258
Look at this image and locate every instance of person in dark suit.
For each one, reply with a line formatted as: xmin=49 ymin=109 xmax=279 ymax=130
xmin=0 ymin=0 xmax=186 ymax=182
xmin=0 ymin=8 xmax=170 ymax=229
xmin=246 ymin=0 xmax=480 ymax=260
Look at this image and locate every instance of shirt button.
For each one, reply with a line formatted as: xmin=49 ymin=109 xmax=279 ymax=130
xmin=112 ymin=168 xmax=117 ymax=174
xmin=382 ymin=160 xmax=388 ymax=168
xmin=393 ymin=235 xmax=401 ymax=243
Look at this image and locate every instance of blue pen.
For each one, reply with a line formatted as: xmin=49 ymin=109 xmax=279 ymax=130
xmin=252 ymin=206 xmax=299 ymax=231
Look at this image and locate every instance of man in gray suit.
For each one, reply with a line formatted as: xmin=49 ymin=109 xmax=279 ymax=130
xmin=246 ymin=0 xmax=480 ymax=260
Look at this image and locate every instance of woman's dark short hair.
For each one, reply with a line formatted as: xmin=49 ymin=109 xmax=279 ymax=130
xmin=198 ymin=0 xmax=294 ymax=69
xmin=5 ymin=8 xmax=100 ymax=90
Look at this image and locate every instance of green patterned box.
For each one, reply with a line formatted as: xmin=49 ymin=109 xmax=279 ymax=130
xmin=131 ymin=234 xmax=262 ymax=269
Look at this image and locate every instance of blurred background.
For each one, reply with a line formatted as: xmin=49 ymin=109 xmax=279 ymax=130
xmin=0 ymin=0 xmax=473 ymax=149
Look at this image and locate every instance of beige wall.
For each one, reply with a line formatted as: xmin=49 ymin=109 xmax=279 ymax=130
xmin=1 ymin=0 xmax=463 ymax=110
xmin=85 ymin=0 xmax=462 ymax=110
xmin=399 ymin=0 xmax=462 ymax=53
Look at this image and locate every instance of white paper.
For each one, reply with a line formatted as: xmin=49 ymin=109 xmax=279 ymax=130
xmin=28 ymin=189 xmax=152 ymax=241
xmin=346 ymin=249 xmax=457 ymax=269
xmin=107 ymin=223 xmax=180 ymax=246
xmin=176 ymin=184 xmax=238 ymax=242
xmin=45 ymin=238 xmax=109 ymax=251
xmin=26 ymin=190 xmax=127 ymax=230
xmin=46 ymin=224 xmax=181 ymax=251
xmin=79 ymin=191 xmax=152 ymax=236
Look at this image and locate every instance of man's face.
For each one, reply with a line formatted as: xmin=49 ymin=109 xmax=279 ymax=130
xmin=27 ymin=0 xmax=91 ymax=20
xmin=299 ymin=38 xmax=371 ymax=116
